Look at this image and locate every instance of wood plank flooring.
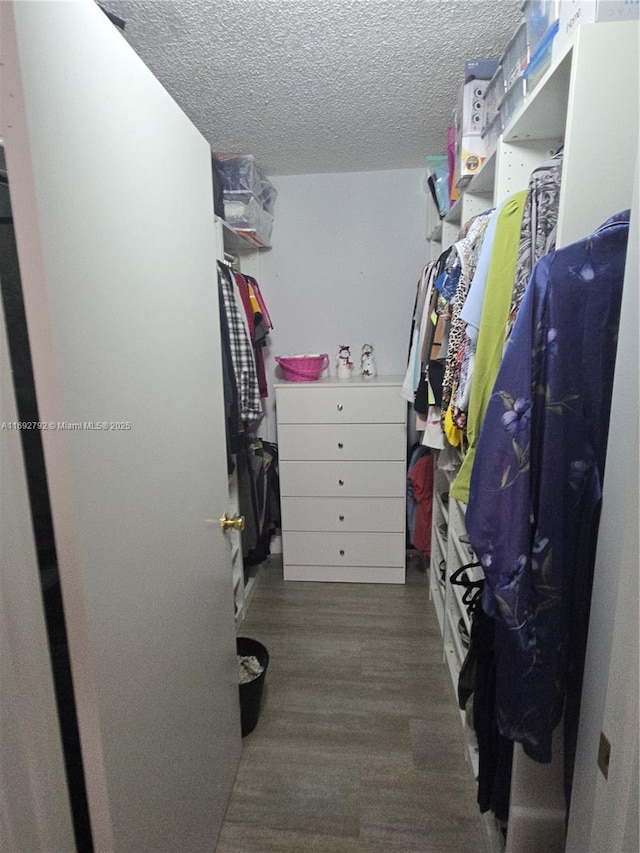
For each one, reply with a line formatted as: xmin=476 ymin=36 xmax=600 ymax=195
xmin=217 ymin=555 xmax=487 ymax=853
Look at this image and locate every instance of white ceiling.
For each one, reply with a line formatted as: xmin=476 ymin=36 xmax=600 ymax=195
xmin=104 ymin=0 xmax=522 ymax=176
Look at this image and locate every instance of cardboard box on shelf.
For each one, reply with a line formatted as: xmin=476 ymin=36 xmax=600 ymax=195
xmin=553 ymin=0 xmax=639 ymax=59
xmin=456 ymin=58 xmax=500 ymax=182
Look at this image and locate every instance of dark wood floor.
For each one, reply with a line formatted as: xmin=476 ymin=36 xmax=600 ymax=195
xmin=217 ymin=555 xmax=486 ymax=852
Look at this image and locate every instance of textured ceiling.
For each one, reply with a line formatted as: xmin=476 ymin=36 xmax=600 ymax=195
xmin=104 ymin=0 xmax=522 ymax=176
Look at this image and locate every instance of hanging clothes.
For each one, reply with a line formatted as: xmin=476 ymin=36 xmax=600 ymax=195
xmin=407 ymin=450 xmax=434 ymax=555
xmin=218 ymin=262 xmax=262 ymax=425
xmin=441 ymin=210 xmax=493 ymax=424
xmin=471 ymin=606 xmax=514 ymax=823
xmin=413 ymin=251 xmax=449 ymax=416
xmin=231 ymin=269 xmax=270 ymax=399
xmin=464 ymin=213 xmax=630 ymax=782
xmin=458 ymin=203 xmax=504 ymax=343
xmin=402 ymin=266 xmax=432 ymax=402
xmin=246 ymin=274 xmax=273 ymax=330
xmin=448 ymin=205 xmax=504 ymax=432
xmin=218 ymin=282 xmax=244 ymax=473
xmin=505 ymin=149 xmax=564 ymax=342
xmin=244 ymin=272 xmax=274 ymax=396
xmin=451 ymin=191 xmax=527 ymax=503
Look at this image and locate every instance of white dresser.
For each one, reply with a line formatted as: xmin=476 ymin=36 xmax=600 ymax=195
xmin=275 ymin=376 xmax=407 ymax=583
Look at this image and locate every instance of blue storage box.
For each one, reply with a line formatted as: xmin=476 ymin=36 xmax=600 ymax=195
xmin=522 ymin=0 xmax=560 ymax=55
xmin=523 ymin=19 xmax=559 ymax=94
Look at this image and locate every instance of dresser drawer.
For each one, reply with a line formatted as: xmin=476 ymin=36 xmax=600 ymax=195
xmin=282 ymin=531 xmax=405 ymax=567
xmin=280 ymin=496 xmax=405 ymax=532
xmin=283 ymin=565 xmax=405 ymax=584
xmin=279 ymin=461 xmax=406 ymax=497
xmin=278 ymin=423 xmax=405 ymax=461
xmin=275 ymin=384 xmax=405 ymax=424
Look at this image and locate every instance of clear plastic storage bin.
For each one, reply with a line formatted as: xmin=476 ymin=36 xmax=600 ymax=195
xmin=522 ymin=0 xmax=559 ymax=56
xmin=500 ymin=21 xmax=530 ymax=90
xmin=481 ymin=112 xmax=504 ymax=155
xmin=499 ymin=76 xmax=527 ymax=131
xmin=216 ymin=154 xmax=278 ymax=214
xmin=223 ymin=191 xmax=274 ymax=245
xmin=482 ymin=66 xmax=506 ymax=132
xmin=523 ymin=19 xmax=559 ymax=95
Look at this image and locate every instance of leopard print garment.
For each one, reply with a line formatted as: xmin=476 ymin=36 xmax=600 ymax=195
xmin=440 ymin=211 xmax=493 ymax=423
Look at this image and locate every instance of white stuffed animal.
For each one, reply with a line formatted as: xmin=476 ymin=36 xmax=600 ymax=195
xmin=337 ymin=344 xmax=353 ymax=380
xmin=360 ymin=343 xmax=377 ymax=378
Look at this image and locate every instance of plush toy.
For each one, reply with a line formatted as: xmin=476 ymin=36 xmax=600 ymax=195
xmin=337 ymin=344 xmax=353 ymax=379
xmin=360 ymin=343 xmax=377 ymax=378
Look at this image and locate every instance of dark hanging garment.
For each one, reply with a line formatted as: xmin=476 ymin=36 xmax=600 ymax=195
xmin=465 ymin=212 xmax=630 ymax=810
xmin=472 ymin=608 xmax=514 ymax=822
xmin=244 ymin=440 xmax=280 ymax=568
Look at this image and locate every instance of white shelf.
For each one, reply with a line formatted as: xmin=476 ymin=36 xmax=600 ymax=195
xmin=467 ymin=150 xmax=497 ymax=194
xmin=444 ymin=195 xmax=463 ymax=225
xmin=432 ymin=579 xmax=445 ymax=635
xmin=219 ymin=217 xmax=271 ymax=251
xmin=429 ymin=220 xmax=443 ymax=241
xmin=445 ymin=603 xmax=466 ymax=670
xmin=504 ymin=46 xmax=572 ymax=143
xmin=434 ymin=489 xmax=449 ymax=525
xmin=450 ymin=583 xmax=471 ymax=633
xmin=451 ymin=531 xmax=476 ymax=570
xmin=444 ymin=637 xmax=462 ymax=696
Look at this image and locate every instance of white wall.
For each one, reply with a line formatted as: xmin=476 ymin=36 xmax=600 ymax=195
xmin=566 ymin=155 xmax=639 ymax=853
xmin=258 ymin=168 xmax=428 ymax=440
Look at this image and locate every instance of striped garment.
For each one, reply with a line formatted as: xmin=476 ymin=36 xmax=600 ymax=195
xmin=218 ymin=263 xmax=262 ymax=425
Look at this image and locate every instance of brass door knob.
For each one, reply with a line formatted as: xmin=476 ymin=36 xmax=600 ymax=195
xmin=219 ymin=513 xmax=245 ymax=532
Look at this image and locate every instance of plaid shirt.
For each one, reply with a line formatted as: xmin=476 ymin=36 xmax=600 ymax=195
xmin=218 ymin=263 xmax=262 ymax=425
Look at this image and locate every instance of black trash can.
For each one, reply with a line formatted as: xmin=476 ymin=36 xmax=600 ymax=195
xmin=236 ymin=637 xmax=269 ymax=737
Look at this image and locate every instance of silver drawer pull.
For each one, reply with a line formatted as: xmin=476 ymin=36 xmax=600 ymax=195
xmin=339 ymin=549 xmax=345 ymax=556
xmin=338 ymin=442 xmax=344 ymax=449
xmin=338 ymin=514 xmax=345 ymax=521
xmin=338 ymin=479 xmax=344 ymax=486
xmin=337 ymin=403 xmax=343 ymax=411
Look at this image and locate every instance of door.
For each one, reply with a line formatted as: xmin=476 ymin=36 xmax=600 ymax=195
xmin=1 ymin=294 xmax=76 ymax=852
xmin=1 ymin=2 xmax=242 ymax=851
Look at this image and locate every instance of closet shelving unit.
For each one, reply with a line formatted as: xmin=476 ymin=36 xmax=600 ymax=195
xmin=214 ymin=214 xmax=265 ymax=621
xmin=426 ymin=20 xmax=639 ymax=853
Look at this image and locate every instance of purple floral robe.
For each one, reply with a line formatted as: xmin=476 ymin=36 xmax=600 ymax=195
xmin=466 ymin=212 xmax=630 ymax=764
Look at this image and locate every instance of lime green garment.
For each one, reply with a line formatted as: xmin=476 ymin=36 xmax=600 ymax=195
xmin=451 ymin=191 xmax=527 ymax=504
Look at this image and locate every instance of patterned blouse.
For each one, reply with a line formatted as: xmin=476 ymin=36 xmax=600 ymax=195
xmin=441 ymin=211 xmax=493 ymax=426
xmin=505 ymin=150 xmax=564 ymax=342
